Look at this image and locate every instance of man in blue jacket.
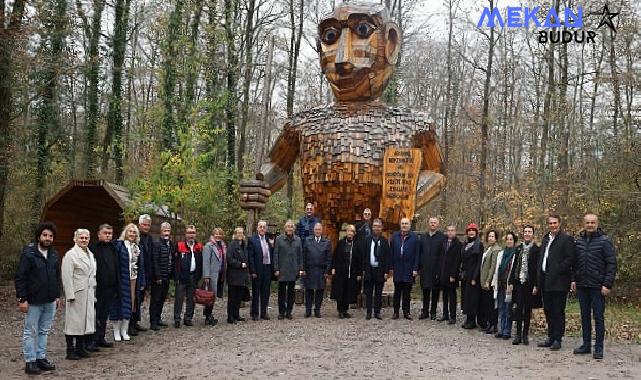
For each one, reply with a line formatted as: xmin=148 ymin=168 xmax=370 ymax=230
xmin=390 ymin=217 xmax=419 ymax=320
xmin=296 ymin=202 xmax=320 ymax=247
xmin=14 ymin=222 xmax=60 ymax=375
xmin=572 ymin=213 xmax=617 ymax=360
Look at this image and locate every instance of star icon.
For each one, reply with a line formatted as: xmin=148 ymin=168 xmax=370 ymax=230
xmin=594 ymin=4 xmax=619 ymax=32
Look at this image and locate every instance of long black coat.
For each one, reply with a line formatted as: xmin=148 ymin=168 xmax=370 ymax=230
xmin=89 ymin=240 xmax=121 ymax=298
xmin=509 ymin=242 xmax=542 ymax=310
xmin=537 ymin=230 xmax=575 ymax=292
xmin=461 ymin=237 xmax=483 ymax=315
xmin=439 ymin=238 xmax=462 ymax=288
xmin=361 ymin=235 xmax=390 ymax=283
xmin=419 ymin=231 xmax=446 ymax=289
xmin=330 ymin=238 xmax=362 ymax=303
xmin=303 ymin=236 xmax=331 ymax=290
xmin=226 ymin=240 xmax=250 ymax=287
xmin=139 ymin=232 xmax=154 ymax=289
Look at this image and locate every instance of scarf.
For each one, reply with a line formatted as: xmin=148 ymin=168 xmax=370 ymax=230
xmin=499 ymin=246 xmax=515 ymax=274
xmin=519 ymin=242 xmax=532 ymax=284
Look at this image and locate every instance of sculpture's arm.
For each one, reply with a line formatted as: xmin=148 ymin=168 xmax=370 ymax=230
xmin=258 ymin=123 xmax=301 ymax=193
xmin=413 ymin=129 xmax=446 ymax=209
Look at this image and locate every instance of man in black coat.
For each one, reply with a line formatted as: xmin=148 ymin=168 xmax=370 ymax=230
xmin=14 ymin=222 xmax=60 ymax=375
xmin=572 ymin=213 xmax=617 ymax=359
xmin=536 ymin=214 xmax=576 ymax=351
xmin=361 ymin=219 xmax=390 ymax=320
xmin=439 ymin=225 xmax=462 ymax=324
xmin=133 ymin=214 xmax=153 ymax=332
xmin=248 ymin=220 xmax=275 ymax=320
xmin=418 ymin=217 xmax=446 ymax=320
xmin=150 ymin=222 xmax=174 ymax=330
xmin=89 ymin=224 xmax=120 ymax=348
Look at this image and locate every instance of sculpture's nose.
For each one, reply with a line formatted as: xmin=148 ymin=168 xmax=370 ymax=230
xmin=334 ymin=28 xmax=353 ymax=71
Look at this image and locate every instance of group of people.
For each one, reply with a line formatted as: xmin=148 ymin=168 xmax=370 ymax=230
xmin=14 ymin=204 xmax=617 ymax=375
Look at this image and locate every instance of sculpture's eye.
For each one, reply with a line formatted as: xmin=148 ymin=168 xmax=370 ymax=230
xmin=321 ymin=27 xmax=340 ymax=44
xmin=354 ymin=21 xmax=375 ymax=38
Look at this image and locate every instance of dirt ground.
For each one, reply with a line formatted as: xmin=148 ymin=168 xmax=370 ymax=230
xmin=0 ymin=290 xmax=640 ymax=379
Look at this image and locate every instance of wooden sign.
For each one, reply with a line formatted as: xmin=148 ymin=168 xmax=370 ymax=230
xmin=379 ymin=148 xmax=423 ymax=224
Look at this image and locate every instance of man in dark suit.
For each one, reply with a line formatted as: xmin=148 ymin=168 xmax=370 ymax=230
xmin=439 ymin=225 xmax=462 ymax=324
xmin=248 ymin=220 xmax=274 ymax=320
xmin=390 ymin=217 xmax=420 ymax=320
xmin=418 ymin=217 xmax=446 ymax=320
xmin=536 ymin=214 xmax=576 ymax=351
xmin=361 ymin=219 xmax=390 ymax=320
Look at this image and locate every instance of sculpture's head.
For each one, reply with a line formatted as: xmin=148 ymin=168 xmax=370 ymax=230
xmin=318 ymin=2 xmax=401 ymax=102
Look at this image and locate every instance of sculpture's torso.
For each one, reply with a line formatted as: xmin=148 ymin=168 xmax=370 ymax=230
xmin=288 ymin=101 xmax=436 ymax=226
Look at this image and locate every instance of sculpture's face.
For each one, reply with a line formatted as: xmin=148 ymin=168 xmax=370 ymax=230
xmin=318 ymin=3 xmax=401 ymax=102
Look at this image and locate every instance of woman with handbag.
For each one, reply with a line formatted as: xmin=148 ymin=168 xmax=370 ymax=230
xmin=492 ymin=232 xmax=517 ymax=340
xmin=226 ymin=227 xmax=250 ymax=324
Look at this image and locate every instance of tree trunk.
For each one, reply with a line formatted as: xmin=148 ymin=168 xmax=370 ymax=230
xmin=161 ymin=0 xmax=184 ymax=153
xmin=224 ymin=0 xmax=239 ymax=194
xmin=256 ymin=35 xmax=274 ymax=173
xmin=237 ymin=0 xmax=256 ymax=175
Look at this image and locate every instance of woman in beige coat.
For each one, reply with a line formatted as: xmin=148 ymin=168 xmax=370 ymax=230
xmin=62 ymin=229 xmax=97 ymax=360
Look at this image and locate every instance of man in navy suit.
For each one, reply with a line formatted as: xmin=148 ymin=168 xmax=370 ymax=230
xmin=248 ymin=220 xmax=274 ymax=320
xmin=390 ymin=217 xmax=420 ymax=320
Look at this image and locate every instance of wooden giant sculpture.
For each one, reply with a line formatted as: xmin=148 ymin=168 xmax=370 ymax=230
xmin=240 ymin=1 xmax=445 ymax=242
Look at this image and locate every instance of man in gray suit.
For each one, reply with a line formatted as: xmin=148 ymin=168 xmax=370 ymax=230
xmin=303 ymin=223 xmax=331 ymax=318
xmin=274 ymin=220 xmax=304 ymax=320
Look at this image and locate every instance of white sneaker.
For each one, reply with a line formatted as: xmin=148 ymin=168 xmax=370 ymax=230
xmin=113 ymin=320 xmax=122 ymax=342
xmin=121 ymin=319 xmax=130 ymax=341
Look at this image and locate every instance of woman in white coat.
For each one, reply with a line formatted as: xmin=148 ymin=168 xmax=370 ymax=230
xmin=62 ymin=229 xmax=97 ymax=360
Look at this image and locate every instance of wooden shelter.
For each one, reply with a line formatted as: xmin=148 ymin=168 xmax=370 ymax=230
xmin=41 ymin=180 xmax=183 ymax=255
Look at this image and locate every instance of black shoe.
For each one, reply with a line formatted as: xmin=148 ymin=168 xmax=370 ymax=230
xmin=251 ymin=315 xmax=259 ymax=321
xmin=485 ymin=326 xmax=494 ymax=334
xmin=227 ymin=318 xmax=237 ymax=324
xmin=150 ymin=324 xmax=161 ymax=331
xmin=236 ymin=317 xmax=246 ymax=322
xmin=66 ymin=350 xmax=81 ymax=360
xmin=512 ymin=336 xmax=522 ymax=345
xmin=538 ymin=339 xmax=552 ymax=348
xmin=184 ymin=320 xmax=193 ymax=326
xmin=495 ymin=333 xmax=504 ymax=338
xmin=174 ymin=321 xmax=181 ymax=328
xmin=550 ymin=341 xmax=562 ymax=351
xmin=261 ymin=315 xmax=271 ymax=320
xmin=25 ymin=362 xmax=42 ymax=375
xmin=36 ymin=358 xmax=55 ymax=371
xmin=366 ymin=313 xmax=372 ymax=320
xmin=522 ymin=335 xmax=529 ymax=345
xmin=502 ymin=335 xmax=511 ymax=340
xmin=344 ymin=312 xmax=352 ymax=319
xmin=437 ymin=316 xmax=448 ymax=322
xmin=304 ymin=312 xmax=311 ymax=318
xmin=135 ymin=323 xmax=148 ymax=332
xmin=285 ymin=313 xmax=293 ymax=320
xmin=158 ymin=321 xmax=169 ymax=327
xmin=375 ymin=314 xmax=383 ymax=320
xmin=278 ymin=314 xmax=285 ymax=320
xmin=392 ymin=313 xmax=399 ymax=320
xmin=462 ymin=322 xmax=474 ymax=329
xmin=128 ymin=326 xmax=139 ymax=336
xmin=430 ymin=315 xmax=436 ymax=320
xmin=96 ymin=340 xmax=114 ymax=348
xmin=448 ymin=319 xmax=456 ymax=325
xmin=404 ymin=313 xmax=413 ymax=320
xmin=338 ymin=313 xmax=345 ymax=319
xmin=573 ymin=346 xmax=591 ymax=355
xmin=419 ymin=313 xmax=428 ymax=320
xmin=85 ymin=344 xmax=100 ymax=353
xmin=314 ymin=312 xmax=322 ymax=318
xmin=593 ymin=351 xmax=603 ymax=360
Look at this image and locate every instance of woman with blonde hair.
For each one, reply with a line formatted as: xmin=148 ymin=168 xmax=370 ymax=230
xmin=110 ymin=223 xmax=146 ymax=341
xmin=330 ymin=225 xmax=362 ymax=318
xmin=62 ymin=229 xmax=96 ymax=360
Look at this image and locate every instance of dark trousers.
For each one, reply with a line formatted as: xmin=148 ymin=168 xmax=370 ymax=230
xmin=393 ymin=282 xmax=413 ymax=314
xmin=480 ymin=288 xmax=497 ymax=327
xmin=132 ymin=284 xmax=146 ymax=324
xmin=577 ymin=287 xmax=606 ymax=353
xmin=149 ymin=280 xmax=169 ymax=325
xmin=278 ymin=281 xmax=295 ymax=315
xmin=251 ymin=276 xmax=272 ymax=317
xmin=174 ymin=274 xmax=197 ymax=322
xmin=94 ymin=288 xmax=116 ymax=343
xmin=512 ymin=285 xmax=533 ymax=336
xmin=305 ymin=289 xmax=324 ymax=313
xmin=421 ymin=287 xmax=440 ymax=317
xmin=441 ymin=286 xmax=457 ymax=320
xmin=542 ymin=290 xmax=568 ymax=343
xmin=363 ymin=280 xmax=384 ymax=315
xmin=227 ymin=285 xmax=243 ymax=320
